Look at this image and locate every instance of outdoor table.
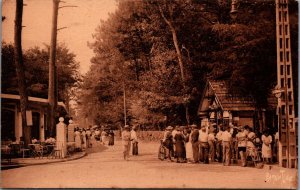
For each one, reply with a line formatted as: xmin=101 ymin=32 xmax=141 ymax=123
xmin=28 ymin=144 xmax=44 ymax=158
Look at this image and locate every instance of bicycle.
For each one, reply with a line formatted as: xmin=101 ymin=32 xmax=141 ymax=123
xmin=158 ymin=139 xmax=166 ymax=161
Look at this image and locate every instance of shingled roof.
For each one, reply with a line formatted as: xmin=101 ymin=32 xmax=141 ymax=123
xmin=197 ymin=80 xmax=257 ymax=115
xmin=208 ymin=80 xmax=255 ymax=111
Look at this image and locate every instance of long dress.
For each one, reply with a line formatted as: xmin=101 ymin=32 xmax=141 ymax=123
xmin=101 ymin=131 xmax=107 ymax=145
xmin=174 ymin=132 xmax=185 ymax=160
xmin=74 ymin=131 xmax=81 ymax=149
xmin=82 ymin=131 xmax=87 ymax=149
xmin=262 ymin=135 xmax=272 ymax=158
xmin=185 ymin=133 xmax=193 ymax=161
xmin=108 ymin=131 xmax=114 ymax=146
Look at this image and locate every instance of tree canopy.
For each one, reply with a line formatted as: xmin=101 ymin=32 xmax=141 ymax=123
xmin=1 ymin=42 xmax=81 ymax=105
xmin=77 ymin=0 xmax=298 ymax=128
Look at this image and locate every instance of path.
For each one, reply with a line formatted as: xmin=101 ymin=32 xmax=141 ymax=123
xmin=1 ymin=140 xmax=297 ymax=188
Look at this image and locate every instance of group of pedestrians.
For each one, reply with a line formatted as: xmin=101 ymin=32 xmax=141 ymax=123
xmin=121 ymin=125 xmax=139 ymax=160
xmin=93 ymin=127 xmax=115 ymax=146
xmin=73 ymin=126 xmax=115 ymax=152
xmin=162 ymin=123 xmax=278 ymax=167
xmin=74 ymin=127 xmax=92 ymax=151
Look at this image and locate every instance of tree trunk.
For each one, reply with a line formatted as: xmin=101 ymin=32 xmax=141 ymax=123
xmin=48 ymin=0 xmax=59 ymax=136
xmin=158 ymin=3 xmax=190 ymax=125
xmin=14 ymin=0 xmax=30 ymax=145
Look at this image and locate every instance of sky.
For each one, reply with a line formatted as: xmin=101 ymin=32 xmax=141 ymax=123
xmin=2 ymin=0 xmax=117 ymax=74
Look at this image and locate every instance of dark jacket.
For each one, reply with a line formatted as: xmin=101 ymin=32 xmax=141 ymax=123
xmin=191 ymin=129 xmax=199 ymax=143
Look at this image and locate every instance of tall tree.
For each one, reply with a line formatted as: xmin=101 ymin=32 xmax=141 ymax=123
xmin=48 ymin=0 xmax=60 ymax=136
xmin=14 ymin=0 xmax=30 ymax=145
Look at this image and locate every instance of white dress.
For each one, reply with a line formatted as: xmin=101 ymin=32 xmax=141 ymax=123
xmin=186 ymin=133 xmax=193 ymax=160
xmin=74 ymin=131 xmax=81 ymax=149
xmin=262 ymin=135 xmax=272 ymax=158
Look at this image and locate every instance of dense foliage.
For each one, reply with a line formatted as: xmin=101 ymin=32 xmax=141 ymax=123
xmin=77 ymin=0 xmax=298 ymax=128
xmin=1 ymin=42 xmax=81 ymax=105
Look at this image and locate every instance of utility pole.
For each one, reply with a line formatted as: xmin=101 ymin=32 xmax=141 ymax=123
xmin=275 ymin=0 xmax=297 ymax=168
xmin=48 ymin=0 xmax=60 ymax=136
xmin=123 ymin=82 xmax=127 ymax=127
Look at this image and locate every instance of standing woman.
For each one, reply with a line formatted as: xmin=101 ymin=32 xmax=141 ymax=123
xmin=74 ymin=128 xmax=82 ymax=152
xmin=262 ymin=130 xmax=272 ymax=164
xmin=236 ymin=126 xmax=247 ymax=167
xmin=82 ymin=129 xmax=87 ymax=150
xmin=185 ymin=127 xmax=193 ymax=163
xmin=101 ymin=129 xmax=107 ymax=145
xmin=174 ymin=126 xmax=186 ymax=163
xmin=108 ymin=129 xmax=115 ymax=146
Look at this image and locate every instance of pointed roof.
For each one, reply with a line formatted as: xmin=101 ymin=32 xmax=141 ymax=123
xmin=198 ymin=80 xmax=255 ymax=115
xmin=209 ymin=80 xmax=255 ymax=111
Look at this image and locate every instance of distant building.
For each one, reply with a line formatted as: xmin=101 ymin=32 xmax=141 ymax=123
xmin=198 ymin=80 xmax=277 ymax=132
xmin=1 ymin=93 xmax=67 ymax=141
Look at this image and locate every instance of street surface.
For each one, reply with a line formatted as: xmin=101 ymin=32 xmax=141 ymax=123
xmin=1 ymin=140 xmax=298 ymax=188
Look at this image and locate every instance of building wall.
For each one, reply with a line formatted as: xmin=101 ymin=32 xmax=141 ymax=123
xmin=239 ymin=117 xmax=254 ymax=128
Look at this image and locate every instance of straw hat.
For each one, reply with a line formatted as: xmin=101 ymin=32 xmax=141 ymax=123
xmin=69 ymin=119 xmax=73 ymax=124
xmin=166 ymin=126 xmax=173 ymax=130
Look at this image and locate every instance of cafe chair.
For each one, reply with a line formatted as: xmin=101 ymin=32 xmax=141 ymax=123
xmin=20 ymin=141 xmax=30 ymax=158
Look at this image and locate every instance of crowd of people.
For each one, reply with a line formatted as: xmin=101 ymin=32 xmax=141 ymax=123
xmin=73 ymin=125 xmax=115 ymax=152
xmin=161 ymin=123 xmax=278 ymax=167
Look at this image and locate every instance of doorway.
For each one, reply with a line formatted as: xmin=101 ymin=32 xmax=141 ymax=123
xmin=31 ymin=112 xmax=40 ymax=140
xmin=1 ymin=109 xmax=15 ymax=140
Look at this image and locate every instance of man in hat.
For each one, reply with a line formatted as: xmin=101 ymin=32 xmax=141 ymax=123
xmin=216 ymin=124 xmax=223 ymax=163
xmin=131 ymin=125 xmax=138 ymax=156
xmin=180 ymin=126 xmax=187 ymax=160
xmin=191 ymin=124 xmax=199 ymax=163
xmin=222 ymin=126 xmax=232 ymax=166
xmin=172 ymin=126 xmax=180 ymax=159
xmin=208 ymin=129 xmax=216 ymax=162
xmin=199 ymin=125 xmax=209 ymax=164
xmin=163 ymin=126 xmax=174 ymax=161
xmin=122 ymin=125 xmax=131 ymax=160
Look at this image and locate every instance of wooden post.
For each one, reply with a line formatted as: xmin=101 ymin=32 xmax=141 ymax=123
xmin=123 ymin=82 xmax=127 ymax=127
xmin=48 ymin=0 xmax=60 ymax=137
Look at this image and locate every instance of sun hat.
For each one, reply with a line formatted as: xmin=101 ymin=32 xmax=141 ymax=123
xmin=166 ymin=126 xmax=173 ymax=130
